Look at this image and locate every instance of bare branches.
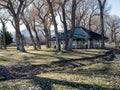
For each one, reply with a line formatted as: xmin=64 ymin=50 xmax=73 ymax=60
xmin=98 ymin=0 xmax=106 ymax=9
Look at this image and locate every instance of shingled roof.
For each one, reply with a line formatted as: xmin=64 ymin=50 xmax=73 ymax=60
xmin=51 ymin=26 xmax=108 ymax=41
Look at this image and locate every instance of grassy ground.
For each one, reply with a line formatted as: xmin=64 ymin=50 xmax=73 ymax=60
xmin=0 ymin=46 xmax=120 ymax=90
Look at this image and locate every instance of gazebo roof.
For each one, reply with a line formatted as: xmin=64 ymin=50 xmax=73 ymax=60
xmin=81 ymin=27 xmax=107 ymax=40
xmin=51 ymin=26 xmax=108 ymax=41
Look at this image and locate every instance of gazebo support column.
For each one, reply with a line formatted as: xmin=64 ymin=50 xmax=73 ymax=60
xmin=75 ymin=40 xmax=77 ymax=49
xmin=63 ymin=41 xmax=65 ymax=49
xmin=87 ymin=39 xmax=90 ymax=49
xmin=93 ymin=40 xmax=96 ymax=48
xmin=99 ymin=40 xmax=101 ymax=48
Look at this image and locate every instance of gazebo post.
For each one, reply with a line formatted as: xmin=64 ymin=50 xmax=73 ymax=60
xmin=75 ymin=40 xmax=77 ymax=49
xmin=0 ymin=36 xmax=2 ymax=49
xmin=99 ymin=40 xmax=101 ymax=48
xmin=88 ymin=39 xmax=90 ymax=49
xmin=93 ymin=39 xmax=95 ymax=48
xmin=62 ymin=41 xmax=66 ymax=49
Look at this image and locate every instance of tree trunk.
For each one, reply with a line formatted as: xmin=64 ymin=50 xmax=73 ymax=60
xmin=16 ymin=32 xmax=20 ymax=50
xmin=15 ymin=17 xmax=26 ymax=52
xmin=111 ymin=29 xmax=114 ymax=42
xmin=100 ymin=8 xmax=105 ymax=48
xmin=0 ymin=36 xmax=2 ymax=49
xmin=89 ymin=13 xmax=93 ymax=30
xmin=43 ymin=24 xmax=51 ymax=48
xmin=46 ymin=0 xmax=61 ymax=51
xmin=98 ymin=0 xmax=106 ymax=49
xmin=114 ymin=32 xmax=117 ymax=48
xmin=48 ymin=29 xmax=51 ymax=48
xmin=27 ymin=25 xmax=37 ymax=50
xmin=45 ymin=30 xmax=51 ymax=48
xmin=34 ymin=29 xmax=41 ymax=49
xmin=46 ymin=36 xmax=50 ymax=48
xmin=33 ymin=19 xmax=41 ymax=49
xmin=22 ymin=16 xmax=37 ymax=50
xmin=67 ymin=0 xmax=76 ymax=51
xmin=1 ymin=20 xmax=6 ymax=49
xmin=62 ymin=5 xmax=68 ymax=50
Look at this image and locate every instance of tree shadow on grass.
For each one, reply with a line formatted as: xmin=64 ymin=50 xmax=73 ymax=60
xmin=20 ymin=50 xmax=118 ymax=77
xmin=23 ymin=52 xmax=70 ymax=62
xmin=1 ymin=49 xmax=119 ymax=89
xmin=0 ymin=58 xmax=9 ymax=62
xmin=30 ymin=76 xmax=118 ymax=90
xmin=23 ymin=49 xmax=112 ymax=63
xmin=49 ymin=54 xmax=120 ymax=78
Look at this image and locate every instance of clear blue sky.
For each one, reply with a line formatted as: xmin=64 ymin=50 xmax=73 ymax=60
xmin=108 ymin=0 xmax=120 ymax=17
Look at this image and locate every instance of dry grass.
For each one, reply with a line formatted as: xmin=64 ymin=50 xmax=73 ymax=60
xmin=0 ymin=46 xmax=107 ymax=65
xmin=0 ymin=46 xmax=120 ymax=90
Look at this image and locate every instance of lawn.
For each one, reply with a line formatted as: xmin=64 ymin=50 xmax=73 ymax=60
xmin=0 ymin=46 xmax=120 ymax=90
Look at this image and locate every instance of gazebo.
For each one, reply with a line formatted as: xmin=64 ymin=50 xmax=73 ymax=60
xmin=51 ymin=26 xmax=108 ymax=49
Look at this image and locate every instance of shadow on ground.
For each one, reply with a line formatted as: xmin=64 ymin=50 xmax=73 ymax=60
xmin=0 ymin=49 xmax=120 ymax=90
xmin=30 ymin=76 xmax=118 ymax=90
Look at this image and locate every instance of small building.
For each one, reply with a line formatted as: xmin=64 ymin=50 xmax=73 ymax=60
xmin=51 ymin=26 xmax=108 ymax=49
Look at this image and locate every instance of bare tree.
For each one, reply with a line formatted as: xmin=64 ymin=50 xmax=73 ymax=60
xmin=88 ymin=0 xmax=99 ymax=30
xmin=31 ymin=17 xmax=41 ymax=49
xmin=0 ymin=0 xmax=33 ymax=52
xmin=21 ymin=10 xmax=37 ymax=50
xmin=46 ymin=0 xmax=61 ymax=51
xmin=33 ymin=0 xmax=52 ymax=48
xmin=67 ymin=0 xmax=78 ymax=50
xmin=75 ymin=0 xmax=88 ymax=26
xmin=57 ymin=0 xmax=69 ymax=50
xmin=21 ymin=4 xmax=42 ymax=49
xmin=106 ymin=15 xmax=120 ymax=43
xmin=98 ymin=0 xmax=107 ymax=48
xmin=0 ymin=18 xmax=6 ymax=49
xmin=90 ymin=16 xmax=100 ymax=32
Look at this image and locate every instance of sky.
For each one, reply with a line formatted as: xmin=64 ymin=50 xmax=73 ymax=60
xmin=0 ymin=0 xmax=120 ymax=33
xmin=108 ymin=0 xmax=120 ymax=17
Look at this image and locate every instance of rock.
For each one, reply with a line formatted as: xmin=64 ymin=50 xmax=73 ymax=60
xmin=0 ymin=66 xmax=12 ymax=80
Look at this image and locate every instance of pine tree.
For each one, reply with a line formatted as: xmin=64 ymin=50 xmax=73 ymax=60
xmin=0 ymin=24 xmax=13 ymax=48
